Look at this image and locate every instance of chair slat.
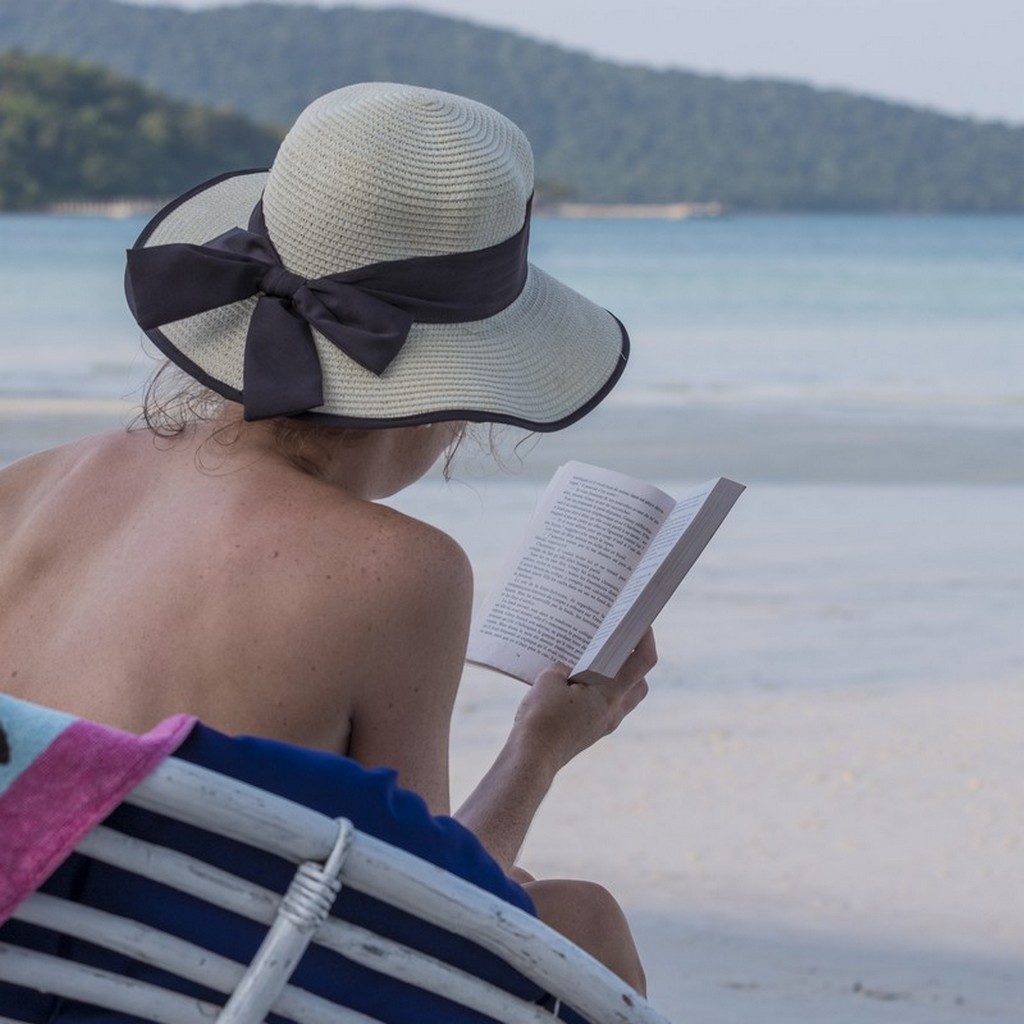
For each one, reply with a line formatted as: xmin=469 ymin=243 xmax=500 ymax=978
xmin=12 ymin=893 xmax=379 ymax=1024
xmin=79 ymin=826 xmax=557 ymax=1024
xmin=129 ymin=758 xmax=671 ymax=1024
xmin=0 ymin=942 xmax=218 ymax=1024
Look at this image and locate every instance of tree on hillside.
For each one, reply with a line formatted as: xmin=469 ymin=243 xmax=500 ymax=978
xmin=0 ymin=50 xmax=280 ymax=209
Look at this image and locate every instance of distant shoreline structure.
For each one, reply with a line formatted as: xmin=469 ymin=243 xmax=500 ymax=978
xmin=43 ymin=197 xmax=726 ymax=221
xmin=538 ymin=200 xmax=725 ymax=219
xmin=47 ymin=199 xmax=165 ymax=218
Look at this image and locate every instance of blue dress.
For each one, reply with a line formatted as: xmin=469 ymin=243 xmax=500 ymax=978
xmin=0 ymin=720 xmax=561 ymax=1023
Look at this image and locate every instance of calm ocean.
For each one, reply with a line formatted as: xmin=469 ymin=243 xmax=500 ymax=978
xmin=1 ymin=213 xmax=1023 ymax=427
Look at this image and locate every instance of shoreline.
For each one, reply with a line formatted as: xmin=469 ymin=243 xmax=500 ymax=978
xmin=4 ymin=398 xmax=1024 ymax=485
xmin=6 ymin=206 xmax=1024 ymax=221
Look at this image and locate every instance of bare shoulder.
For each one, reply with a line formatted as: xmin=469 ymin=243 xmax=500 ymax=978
xmin=289 ymin=488 xmax=473 ymax=802
xmin=362 ymin=502 xmax=474 ymax=605
xmin=227 ymin=477 xmax=474 ymax=640
xmin=189 ymin=474 xmax=475 ymax=752
xmin=0 ymin=432 xmax=110 ymax=515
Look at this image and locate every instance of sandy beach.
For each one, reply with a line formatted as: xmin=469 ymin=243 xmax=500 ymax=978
xmin=3 ymin=395 xmax=1023 ymax=1022
xmin=411 ymin=470 xmax=1024 ymax=1024
xmin=451 ymin=672 xmax=1023 ymax=1023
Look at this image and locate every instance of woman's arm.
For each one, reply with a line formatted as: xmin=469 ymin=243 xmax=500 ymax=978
xmin=455 ymin=631 xmax=656 ymax=873
xmin=344 ymin=513 xmax=656 ymax=867
xmin=344 ymin=520 xmax=473 ymax=813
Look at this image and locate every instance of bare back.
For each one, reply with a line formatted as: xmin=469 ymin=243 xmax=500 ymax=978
xmin=0 ymin=428 xmax=473 ymax=809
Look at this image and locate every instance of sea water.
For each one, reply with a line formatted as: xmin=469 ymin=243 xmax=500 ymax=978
xmin=1 ymin=213 xmax=1023 ymax=424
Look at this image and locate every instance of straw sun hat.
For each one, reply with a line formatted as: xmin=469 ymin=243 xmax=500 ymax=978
xmin=125 ymin=81 xmax=629 ymax=430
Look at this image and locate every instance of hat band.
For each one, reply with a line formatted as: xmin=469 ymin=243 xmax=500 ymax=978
xmin=124 ymin=192 xmax=533 ymax=421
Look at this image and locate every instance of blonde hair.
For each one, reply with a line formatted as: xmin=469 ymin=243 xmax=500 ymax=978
xmin=129 ymin=359 xmax=532 ymax=480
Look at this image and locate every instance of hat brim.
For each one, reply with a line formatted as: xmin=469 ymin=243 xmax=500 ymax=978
xmin=132 ymin=169 xmax=629 ymax=432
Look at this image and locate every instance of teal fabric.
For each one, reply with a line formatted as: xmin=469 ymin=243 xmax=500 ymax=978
xmin=0 ymin=695 xmax=74 ymax=796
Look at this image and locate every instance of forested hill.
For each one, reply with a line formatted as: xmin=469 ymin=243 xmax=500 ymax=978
xmin=2 ymin=0 xmax=1023 ymax=211
xmin=0 ymin=52 xmax=279 ymax=209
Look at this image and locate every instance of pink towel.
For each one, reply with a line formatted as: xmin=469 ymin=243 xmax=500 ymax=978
xmin=0 ymin=694 xmax=196 ymax=923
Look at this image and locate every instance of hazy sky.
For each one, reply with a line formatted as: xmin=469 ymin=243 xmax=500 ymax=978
xmin=130 ymin=0 xmax=1024 ymax=124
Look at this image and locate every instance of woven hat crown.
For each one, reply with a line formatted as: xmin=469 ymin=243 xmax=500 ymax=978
xmin=261 ymin=82 xmax=535 ymax=279
xmin=125 ymin=80 xmax=626 ymax=433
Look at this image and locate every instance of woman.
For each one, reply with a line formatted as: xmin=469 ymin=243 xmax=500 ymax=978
xmin=0 ymin=82 xmax=654 ymax=993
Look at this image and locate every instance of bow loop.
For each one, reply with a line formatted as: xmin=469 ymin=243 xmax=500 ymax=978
xmin=301 ymin=281 xmax=415 ymax=376
xmin=126 ymin=226 xmax=417 ymax=420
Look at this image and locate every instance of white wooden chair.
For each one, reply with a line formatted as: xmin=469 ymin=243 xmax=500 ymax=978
xmin=0 ymin=754 xmax=672 ymax=1024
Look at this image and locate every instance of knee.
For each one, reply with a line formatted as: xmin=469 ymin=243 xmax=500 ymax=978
xmin=547 ymin=879 xmax=622 ymax=927
xmin=526 ymin=879 xmax=647 ymax=996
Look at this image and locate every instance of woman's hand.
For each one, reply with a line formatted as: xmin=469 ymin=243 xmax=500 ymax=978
xmin=512 ymin=628 xmax=657 ymax=774
xmin=456 ymin=629 xmax=656 ymax=871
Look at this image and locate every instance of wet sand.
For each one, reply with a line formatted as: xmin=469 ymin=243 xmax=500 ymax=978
xmin=6 ymin=396 xmax=1023 ymax=485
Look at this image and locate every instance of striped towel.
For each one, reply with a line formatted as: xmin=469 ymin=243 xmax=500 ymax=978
xmin=0 ymin=694 xmax=196 ymax=923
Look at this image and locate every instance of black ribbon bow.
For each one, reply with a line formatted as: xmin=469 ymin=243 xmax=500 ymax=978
xmin=125 ymin=196 xmax=532 ymax=421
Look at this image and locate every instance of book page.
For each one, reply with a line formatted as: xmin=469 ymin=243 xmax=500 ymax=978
xmin=466 ymin=462 xmax=674 ymax=682
xmin=572 ymin=480 xmax=720 ymax=675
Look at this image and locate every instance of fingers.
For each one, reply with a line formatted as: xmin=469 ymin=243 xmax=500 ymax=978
xmin=604 ymin=677 xmax=649 ymax=734
xmin=635 ymin=628 xmax=658 ymax=672
xmin=618 ymin=628 xmax=658 ymax=685
xmin=620 ymin=677 xmax=649 ymax=716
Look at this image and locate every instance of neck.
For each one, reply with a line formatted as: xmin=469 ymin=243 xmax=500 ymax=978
xmin=169 ymin=411 xmax=444 ymax=501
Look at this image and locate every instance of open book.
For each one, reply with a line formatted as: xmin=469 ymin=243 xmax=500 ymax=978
xmin=467 ymin=463 xmax=745 ymax=684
